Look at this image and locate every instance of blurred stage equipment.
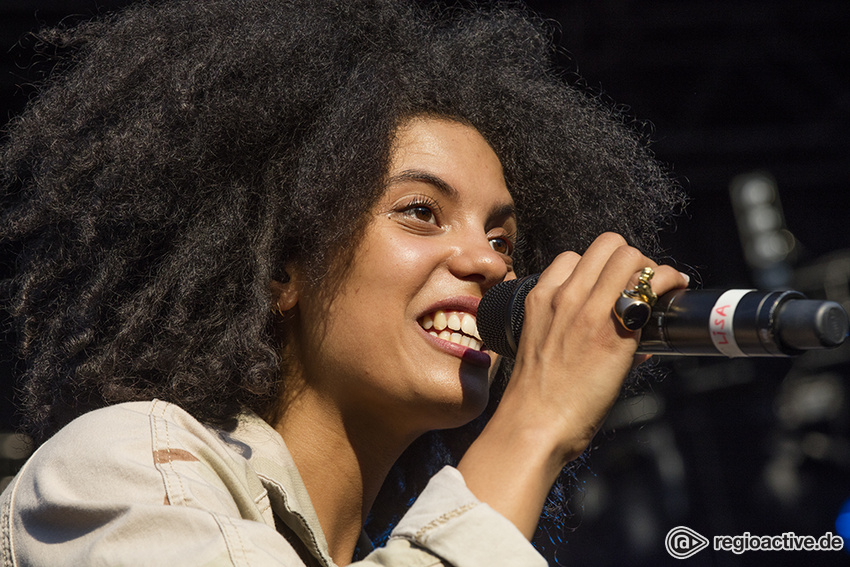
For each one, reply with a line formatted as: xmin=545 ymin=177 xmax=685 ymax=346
xmin=730 ymin=171 xmax=797 ymax=290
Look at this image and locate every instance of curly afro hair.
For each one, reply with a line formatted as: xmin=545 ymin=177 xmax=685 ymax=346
xmin=1 ymin=0 xmax=684 ymax=543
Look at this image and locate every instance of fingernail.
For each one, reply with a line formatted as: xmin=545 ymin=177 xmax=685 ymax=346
xmin=679 ymin=272 xmax=690 ymax=285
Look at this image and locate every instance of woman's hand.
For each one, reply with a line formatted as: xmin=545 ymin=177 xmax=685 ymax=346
xmin=458 ymin=232 xmax=689 ymax=538
xmin=503 ymin=232 xmax=686 ymax=461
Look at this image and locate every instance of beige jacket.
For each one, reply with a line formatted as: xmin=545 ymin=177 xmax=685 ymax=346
xmin=1 ymin=400 xmax=545 ymax=566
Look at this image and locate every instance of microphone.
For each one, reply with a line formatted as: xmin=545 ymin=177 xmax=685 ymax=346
xmin=477 ymin=274 xmax=850 ymax=358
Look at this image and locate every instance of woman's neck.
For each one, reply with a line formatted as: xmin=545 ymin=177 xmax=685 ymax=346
xmin=272 ymin=387 xmax=419 ymax=565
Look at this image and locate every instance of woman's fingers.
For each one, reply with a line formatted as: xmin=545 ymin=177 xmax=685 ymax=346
xmin=525 ymin=234 xmax=656 ymax=350
xmin=532 ymin=249 xmax=581 ymax=290
xmin=515 ymin=231 xmax=691 ymax=372
xmin=606 ymin=262 xmax=688 ymax=335
xmin=525 ymin=234 xmax=633 ymax=338
xmin=538 ymin=233 xmax=629 ymax=297
xmin=458 ymin=237 xmax=689 ymax=540
xmin=505 ymin=234 xmax=691 ymax=450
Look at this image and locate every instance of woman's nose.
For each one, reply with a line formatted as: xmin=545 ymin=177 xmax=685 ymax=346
xmin=445 ymin=233 xmax=509 ymax=290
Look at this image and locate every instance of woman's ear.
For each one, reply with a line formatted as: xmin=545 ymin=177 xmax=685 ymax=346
xmin=270 ymin=273 xmax=299 ymax=315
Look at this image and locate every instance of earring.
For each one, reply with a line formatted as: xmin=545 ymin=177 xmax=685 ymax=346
xmin=271 ymin=272 xmax=297 ymax=316
xmin=274 ymin=299 xmax=288 ymax=317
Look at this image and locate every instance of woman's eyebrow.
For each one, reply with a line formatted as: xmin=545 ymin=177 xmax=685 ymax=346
xmin=387 ymin=169 xmax=516 ymax=215
xmin=387 ymin=169 xmax=516 ymax=221
xmin=386 ymin=169 xmax=460 ymax=199
xmin=490 ymin=203 xmax=517 ymax=224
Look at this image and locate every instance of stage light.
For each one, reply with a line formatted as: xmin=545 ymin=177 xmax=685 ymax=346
xmin=730 ymin=172 xmax=797 ymax=289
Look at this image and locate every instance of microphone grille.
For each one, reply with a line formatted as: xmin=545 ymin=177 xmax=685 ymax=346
xmin=478 ymin=274 xmax=540 ymax=358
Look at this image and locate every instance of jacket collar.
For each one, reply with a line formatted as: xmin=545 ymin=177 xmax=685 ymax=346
xmin=223 ymin=411 xmax=336 ymax=567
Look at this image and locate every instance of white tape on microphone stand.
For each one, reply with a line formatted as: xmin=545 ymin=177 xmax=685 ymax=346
xmin=709 ymin=289 xmax=754 ymax=357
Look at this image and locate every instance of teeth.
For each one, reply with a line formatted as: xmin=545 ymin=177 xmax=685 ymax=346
xmin=421 ymin=309 xmax=484 ymax=351
xmin=461 ymin=314 xmax=480 ymax=340
xmin=433 ymin=311 xmax=448 ymax=331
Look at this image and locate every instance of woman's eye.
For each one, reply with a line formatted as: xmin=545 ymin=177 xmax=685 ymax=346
xmin=489 ymin=236 xmax=513 ymax=256
xmin=403 ymin=205 xmax=437 ymax=224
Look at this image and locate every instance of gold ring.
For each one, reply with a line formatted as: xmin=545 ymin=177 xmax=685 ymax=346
xmin=613 ymin=267 xmax=656 ymax=331
xmin=626 ymin=267 xmax=656 ymax=306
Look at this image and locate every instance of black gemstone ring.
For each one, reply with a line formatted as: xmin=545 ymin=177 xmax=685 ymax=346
xmin=613 ymin=267 xmax=656 ymax=331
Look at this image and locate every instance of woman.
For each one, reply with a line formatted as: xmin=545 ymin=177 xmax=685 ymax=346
xmin=0 ymin=0 xmax=687 ymax=565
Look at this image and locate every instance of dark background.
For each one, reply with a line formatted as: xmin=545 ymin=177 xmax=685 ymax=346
xmin=2 ymin=1 xmax=849 ymax=565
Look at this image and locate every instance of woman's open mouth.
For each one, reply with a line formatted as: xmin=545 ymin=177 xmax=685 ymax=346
xmin=418 ymin=310 xmax=484 ymax=351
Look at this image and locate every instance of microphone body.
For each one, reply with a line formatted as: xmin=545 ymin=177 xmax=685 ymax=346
xmin=477 ymin=275 xmax=849 ymax=359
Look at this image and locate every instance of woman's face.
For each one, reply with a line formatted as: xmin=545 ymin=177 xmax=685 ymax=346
xmin=288 ymin=116 xmax=516 ymax=437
